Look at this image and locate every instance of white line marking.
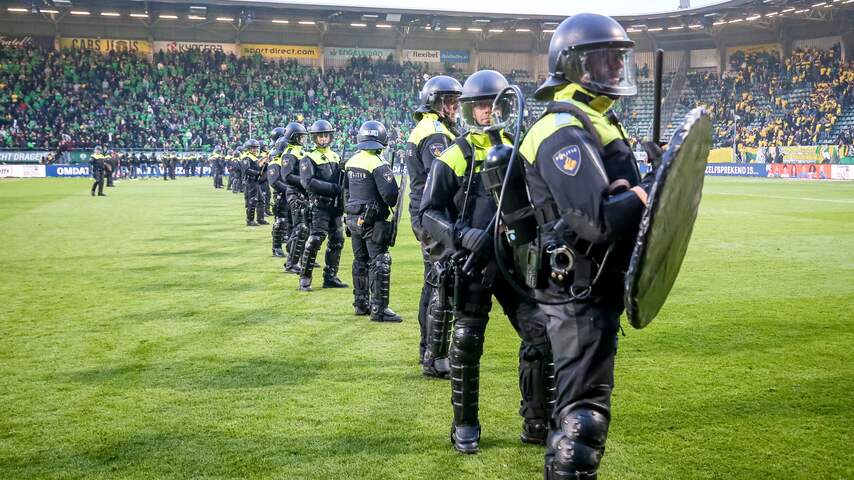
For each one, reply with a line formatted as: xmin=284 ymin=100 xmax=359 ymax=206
xmin=714 ymin=192 xmax=854 ymax=204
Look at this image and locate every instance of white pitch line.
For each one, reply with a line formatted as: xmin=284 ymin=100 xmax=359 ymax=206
xmin=713 ymin=192 xmax=854 ymax=204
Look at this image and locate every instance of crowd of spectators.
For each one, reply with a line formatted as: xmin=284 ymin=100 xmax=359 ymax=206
xmin=0 ymin=42 xmax=852 ymax=155
xmin=687 ymin=45 xmax=853 ymax=148
xmin=0 ymin=47 xmax=426 ymax=154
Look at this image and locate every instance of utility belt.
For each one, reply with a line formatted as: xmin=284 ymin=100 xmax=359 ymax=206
xmin=345 ymin=202 xmax=381 ymax=225
xmin=310 ymin=194 xmax=335 ymax=209
xmin=521 ymin=202 xmax=609 ymax=299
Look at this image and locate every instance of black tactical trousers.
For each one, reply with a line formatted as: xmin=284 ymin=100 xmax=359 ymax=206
xmin=91 ymin=173 xmax=104 ymax=195
xmin=244 ymin=181 xmax=265 ymax=222
xmin=448 ymin=267 xmax=553 ymax=429
xmin=536 ymin=283 xmax=621 ymax=480
xmin=301 ymin=205 xmax=345 ymax=282
xmin=271 ymin=192 xmax=291 ymax=249
xmin=285 ymin=194 xmax=310 ymax=269
xmin=348 ymin=216 xmax=392 ymax=311
xmin=412 ymin=224 xmax=435 ymax=362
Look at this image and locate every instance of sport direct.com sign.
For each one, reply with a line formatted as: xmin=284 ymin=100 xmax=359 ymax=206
xmin=402 ymin=49 xmax=441 ymax=63
xmin=60 ymin=37 xmax=152 ymax=56
xmin=153 ymin=41 xmax=238 ymax=55
xmin=240 ymin=44 xmax=320 ymax=59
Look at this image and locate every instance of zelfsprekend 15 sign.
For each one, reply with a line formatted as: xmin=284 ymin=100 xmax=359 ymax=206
xmin=60 ymin=37 xmax=152 ymax=56
xmin=325 ymin=47 xmax=395 ymax=60
xmin=441 ymin=50 xmax=470 ymax=63
xmin=402 ymin=49 xmax=441 ymax=63
xmin=240 ymin=44 xmax=320 ymax=59
xmin=153 ymin=41 xmax=238 ymax=55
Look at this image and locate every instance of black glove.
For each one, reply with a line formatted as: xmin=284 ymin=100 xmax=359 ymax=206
xmin=643 ymin=141 xmax=665 ymax=170
xmin=458 ymin=227 xmax=491 ymax=255
xmin=344 ymin=225 xmax=351 ymax=237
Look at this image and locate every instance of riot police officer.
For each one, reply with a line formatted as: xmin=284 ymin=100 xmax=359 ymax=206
xmin=105 ymin=151 xmax=116 ymax=187
xmin=211 ymin=147 xmax=225 ymax=188
xmin=280 ymin=123 xmax=310 ymax=273
xmin=518 ymin=14 xmax=655 ymax=479
xmin=419 ymin=70 xmax=554 ymax=454
xmin=405 ymin=75 xmax=463 ymax=377
xmin=298 ymin=120 xmax=347 ymax=291
xmin=240 ymin=139 xmax=267 ymax=226
xmin=344 ymin=121 xmax=401 ymax=322
xmin=89 ymin=146 xmax=107 ymax=196
xmin=267 ymin=134 xmax=291 ymax=257
xmin=258 ymin=140 xmax=273 ymax=216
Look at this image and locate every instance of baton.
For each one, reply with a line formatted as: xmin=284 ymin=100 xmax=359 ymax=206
xmin=652 ymin=49 xmax=664 ymax=145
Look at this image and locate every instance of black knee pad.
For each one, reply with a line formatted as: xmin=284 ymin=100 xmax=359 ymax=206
xmin=551 ymin=403 xmax=610 ymax=476
xmin=451 ymin=326 xmax=484 ymax=365
xmin=370 ymin=253 xmax=392 ymax=273
xmin=306 ymin=234 xmax=323 ymax=251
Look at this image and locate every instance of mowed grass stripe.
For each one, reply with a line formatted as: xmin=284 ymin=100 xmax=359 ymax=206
xmin=0 ymin=176 xmax=851 ymax=479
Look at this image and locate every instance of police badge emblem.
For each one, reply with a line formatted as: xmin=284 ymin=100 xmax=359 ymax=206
xmin=428 ymin=142 xmax=445 ymax=159
xmin=383 ymin=170 xmax=394 ymax=183
xmin=552 ymin=145 xmax=581 ymax=176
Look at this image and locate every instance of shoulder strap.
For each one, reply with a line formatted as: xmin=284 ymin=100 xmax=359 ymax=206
xmin=544 ymin=101 xmax=603 ymax=153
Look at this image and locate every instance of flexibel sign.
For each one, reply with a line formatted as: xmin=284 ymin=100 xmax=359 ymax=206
xmin=402 ymin=49 xmax=441 ymax=63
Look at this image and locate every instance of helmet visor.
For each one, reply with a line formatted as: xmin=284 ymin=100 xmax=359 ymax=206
xmin=429 ymin=92 xmax=461 ymax=121
xmin=578 ymin=47 xmax=637 ymax=96
xmin=312 ymin=132 xmax=333 ymax=147
xmin=461 ymin=98 xmax=496 ymax=133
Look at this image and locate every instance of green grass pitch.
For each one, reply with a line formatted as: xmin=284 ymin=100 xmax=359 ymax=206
xmin=0 ymin=176 xmax=852 ymax=479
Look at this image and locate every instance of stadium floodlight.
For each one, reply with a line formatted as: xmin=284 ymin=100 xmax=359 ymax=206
xmin=514 ymin=28 xmax=530 ymax=32
xmin=467 ymin=27 xmax=482 ymax=32
xmin=101 ymin=12 xmax=121 ymax=17
xmin=271 ymin=19 xmax=288 ymax=24
xmin=298 ymin=20 xmax=315 ymax=25
xmin=543 ymin=29 xmax=556 ymax=33
xmin=216 ymin=17 xmax=234 ymax=22
xmin=159 ymin=14 xmax=178 ymax=19
xmin=40 ymin=9 xmax=59 ymax=13
xmin=488 ymin=29 xmax=503 ymax=33
xmin=781 ymin=7 xmax=795 ymax=12
xmin=765 ymin=12 xmax=779 ymax=16
xmin=647 ymin=27 xmax=664 ymax=31
xmin=473 ymin=19 xmax=490 ymax=23
xmin=794 ymin=8 xmax=809 ymax=12
xmin=842 ymin=0 xmax=853 ymax=4
xmin=626 ymin=28 xmax=642 ymax=32
xmin=350 ymin=23 xmax=367 ymax=27
xmin=7 ymin=7 xmax=27 ymax=12
xmin=811 ymin=2 xmax=826 ymax=6
xmin=446 ymin=27 xmax=462 ymax=31
xmin=667 ymin=25 xmax=685 ymax=30
xmin=376 ymin=24 xmax=392 ymax=28
xmin=362 ymin=14 xmax=379 ymax=18
xmin=746 ymin=15 xmax=761 ymax=20
xmin=728 ymin=18 xmax=743 ymax=23
xmin=130 ymin=13 xmax=149 ymax=18
xmin=712 ymin=20 xmax=725 ymax=25
xmin=188 ymin=15 xmax=206 ymax=20
xmin=689 ymin=24 xmax=703 ymax=29
xmin=70 ymin=10 xmax=90 ymax=15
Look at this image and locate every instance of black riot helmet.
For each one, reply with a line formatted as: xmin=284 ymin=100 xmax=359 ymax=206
xmin=284 ymin=122 xmax=308 ymax=146
xmin=414 ymin=75 xmax=463 ymax=122
xmin=308 ymin=120 xmax=335 ymax=148
xmin=535 ymin=13 xmax=637 ymax=100
xmin=356 ymin=121 xmax=388 ymax=151
xmin=460 ymin=70 xmax=510 ymax=134
xmin=270 ymin=126 xmax=286 ymax=142
xmin=243 ymin=138 xmax=260 ymax=154
xmin=273 ymin=136 xmax=288 ymax=154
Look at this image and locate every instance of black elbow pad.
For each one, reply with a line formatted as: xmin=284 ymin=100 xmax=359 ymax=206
xmin=603 ymin=190 xmax=645 ymax=242
xmin=421 ymin=210 xmax=457 ymax=250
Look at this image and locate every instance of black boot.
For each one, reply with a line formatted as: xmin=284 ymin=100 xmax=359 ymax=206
xmin=323 ymin=276 xmax=348 ymax=288
xmin=423 ymin=292 xmax=452 ymax=379
xmin=520 ymin=418 xmax=549 ymax=445
xmin=368 ymin=253 xmax=400 ymax=322
xmin=450 ymin=424 xmax=480 ymax=454
xmin=247 ymin=220 xmax=258 ymax=227
xmin=272 ymin=247 xmax=285 ymax=257
xmin=285 ymin=224 xmax=308 ymax=273
xmin=519 ymin=341 xmax=555 ymax=446
xmin=299 ymin=234 xmax=322 ymax=291
xmin=353 ymin=261 xmax=370 ymax=315
xmin=299 ymin=276 xmax=312 ymax=292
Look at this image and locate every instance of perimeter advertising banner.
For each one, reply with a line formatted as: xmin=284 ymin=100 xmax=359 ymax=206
xmin=441 ymin=50 xmax=470 ymax=64
xmin=0 ymin=35 xmax=54 ymax=49
xmin=0 ymin=150 xmax=51 ymax=163
xmin=402 ymin=49 xmax=441 ymax=63
xmin=324 ymin=47 xmax=395 ymax=60
xmin=0 ymin=164 xmax=45 ymax=178
xmin=240 ymin=44 xmax=320 ymax=59
xmin=46 ymin=164 xmax=90 ymax=177
xmin=767 ymin=163 xmax=832 ymax=179
xmin=153 ymin=41 xmax=238 ymax=55
xmin=60 ymin=37 xmax=152 ymax=56
xmin=705 ymin=163 xmax=768 ymax=177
